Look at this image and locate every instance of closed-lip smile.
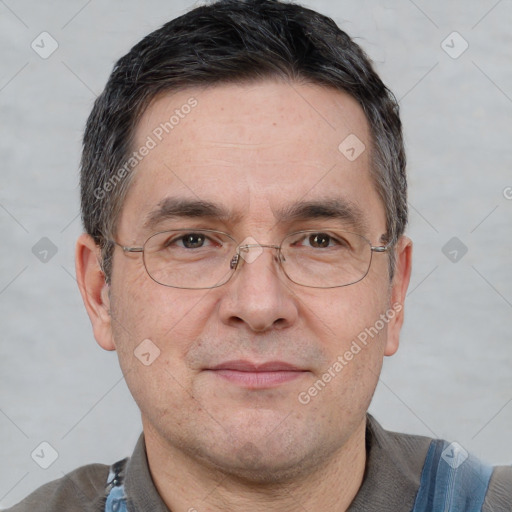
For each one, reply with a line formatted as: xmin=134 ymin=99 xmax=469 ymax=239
xmin=206 ymin=360 xmax=308 ymax=389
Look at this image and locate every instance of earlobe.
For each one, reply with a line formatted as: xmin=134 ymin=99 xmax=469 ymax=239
xmin=75 ymin=233 xmax=116 ymax=351
xmin=384 ymin=236 xmax=413 ymax=356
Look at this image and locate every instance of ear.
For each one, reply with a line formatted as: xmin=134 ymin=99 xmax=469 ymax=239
xmin=75 ymin=233 xmax=116 ymax=351
xmin=384 ymin=235 xmax=413 ymax=356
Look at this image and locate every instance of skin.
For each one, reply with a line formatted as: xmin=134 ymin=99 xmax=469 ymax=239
xmin=76 ymin=80 xmax=412 ymax=512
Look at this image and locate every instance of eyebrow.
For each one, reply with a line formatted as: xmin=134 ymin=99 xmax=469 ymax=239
xmin=275 ymin=198 xmax=369 ymax=234
xmin=142 ymin=197 xmax=369 ymax=235
xmin=142 ymin=198 xmax=235 ymax=232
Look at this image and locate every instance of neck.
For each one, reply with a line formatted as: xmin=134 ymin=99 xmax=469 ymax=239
xmin=143 ymin=417 xmax=367 ymax=512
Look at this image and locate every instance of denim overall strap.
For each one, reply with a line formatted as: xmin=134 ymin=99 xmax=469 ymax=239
xmin=105 ymin=458 xmax=129 ymax=512
xmin=412 ymin=439 xmax=494 ymax=512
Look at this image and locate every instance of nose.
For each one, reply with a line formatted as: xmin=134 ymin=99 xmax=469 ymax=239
xmin=218 ymin=244 xmax=299 ymax=333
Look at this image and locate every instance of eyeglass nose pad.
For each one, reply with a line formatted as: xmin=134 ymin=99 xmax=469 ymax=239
xmin=230 ymin=253 xmax=240 ymax=270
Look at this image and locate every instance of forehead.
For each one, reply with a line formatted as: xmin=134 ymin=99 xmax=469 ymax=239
xmin=120 ymin=80 xmax=384 ymax=239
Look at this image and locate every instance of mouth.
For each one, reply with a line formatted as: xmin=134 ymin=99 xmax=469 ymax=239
xmin=205 ymin=360 xmax=309 ymax=389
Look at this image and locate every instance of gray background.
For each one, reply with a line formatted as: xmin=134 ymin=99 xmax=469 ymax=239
xmin=1 ymin=0 xmax=511 ymax=508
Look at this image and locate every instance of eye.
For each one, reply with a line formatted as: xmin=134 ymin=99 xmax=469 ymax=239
xmin=177 ymin=232 xmax=208 ymax=249
xmin=162 ymin=232 xmax=216 ymax=250
xmin=307 ymin=233 xmax=333 ymax=248
xmin=296 ymin=232 xmax=349 ymax=249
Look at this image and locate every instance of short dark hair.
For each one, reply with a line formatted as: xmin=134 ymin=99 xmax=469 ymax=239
xmin=80 ymin=0 xmax=407 ymax=281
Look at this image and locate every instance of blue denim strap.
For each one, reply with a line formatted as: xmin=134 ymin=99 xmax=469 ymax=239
xmin=105 ymin=484 xmax=128 ymax=512
xmin=105 ymin=459 xmax=129 ymax=512
xmin=412 ymin=439 xmax=494 ymax=512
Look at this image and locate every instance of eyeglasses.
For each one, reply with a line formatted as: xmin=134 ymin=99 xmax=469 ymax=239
xmin=109 ymin=228 xmax=392 ymax=289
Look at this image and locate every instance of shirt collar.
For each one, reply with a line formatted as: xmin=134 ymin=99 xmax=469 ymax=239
xmin=124 ymin=434 xmax=170 ymax=512
xmin=347 ymin=414 xmax=431 ymax=511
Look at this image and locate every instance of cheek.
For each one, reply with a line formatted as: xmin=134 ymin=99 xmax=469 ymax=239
xmin=305 ymin=276 xmax=389 ymax=346
xmin=108 ymin=278 xmax=214 ymax=423
xmin=298 ymin=278 xmax=390 ymax=399
xmin=112 ymin=252 xmax=199 ymax=328
xmin=108 ymin=260 xmax=215 ymax=375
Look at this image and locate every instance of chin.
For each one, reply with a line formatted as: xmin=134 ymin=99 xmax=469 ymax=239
xmin=187 ymin=427 xmax=336 ymax=486
xmin=204 ymin=448 xmax=317 ymax=485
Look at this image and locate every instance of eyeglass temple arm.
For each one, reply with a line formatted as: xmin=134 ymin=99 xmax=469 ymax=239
xmin=108 ymin=240 xmax=144 ymax=253
xmin=122 ymin=247 xmax=144 ymax=253
xmin=371 ymin=240 xmax=394 ymax=253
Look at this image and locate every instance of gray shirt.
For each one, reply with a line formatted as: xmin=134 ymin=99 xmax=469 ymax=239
xmin=5 ymin=415 xmax=511 ymax=511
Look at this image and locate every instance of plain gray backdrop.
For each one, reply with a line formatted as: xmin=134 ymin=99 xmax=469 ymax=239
xmin=1 ymin=0 xmax=511 ymax=508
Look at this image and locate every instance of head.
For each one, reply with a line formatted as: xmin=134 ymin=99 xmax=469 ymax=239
xmin=76 ymin=0 xmax=412 ymax=484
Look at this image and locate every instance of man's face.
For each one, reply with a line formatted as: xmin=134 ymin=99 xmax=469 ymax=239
xmin=94 ymin=81 xmax=408 ymax=481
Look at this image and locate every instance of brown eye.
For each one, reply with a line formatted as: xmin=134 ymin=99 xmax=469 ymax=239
xmin=308 ymin=233 xmax=332 ymax=248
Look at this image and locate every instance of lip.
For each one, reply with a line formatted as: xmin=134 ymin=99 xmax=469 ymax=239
xmin=210 ymin=360 xmax=304 ymax=372
xmin=206 ymin=360 xmax=308 ymax=389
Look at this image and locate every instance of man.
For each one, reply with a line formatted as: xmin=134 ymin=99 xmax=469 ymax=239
xmin=7 ymin=0 xmax=511 ymax=510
